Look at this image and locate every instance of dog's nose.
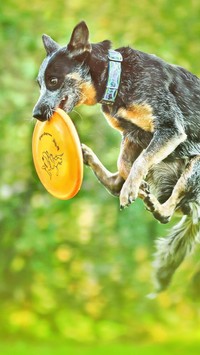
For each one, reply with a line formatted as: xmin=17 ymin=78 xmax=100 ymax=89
xmin=32 ymin=107 xmax=47 ymax=122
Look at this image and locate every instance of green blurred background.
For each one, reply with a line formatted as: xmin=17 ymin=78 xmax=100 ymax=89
xmin=1 ymin=0 xmax=200 ymax=353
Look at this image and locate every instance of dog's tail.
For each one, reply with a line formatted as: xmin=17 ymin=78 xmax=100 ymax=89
xmin=153 ymin=203 xmax=200 ymax=292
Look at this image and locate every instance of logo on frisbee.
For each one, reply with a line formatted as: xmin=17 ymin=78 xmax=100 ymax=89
xmin=41 ymin=150 xmax=64 ymax=179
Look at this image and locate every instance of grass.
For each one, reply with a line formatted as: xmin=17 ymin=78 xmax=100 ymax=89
xmin=0 ymin=340 xmax=200 ymax=355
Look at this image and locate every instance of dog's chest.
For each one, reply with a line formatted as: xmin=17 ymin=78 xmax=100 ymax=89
xmin=102 ymin=102 xmax=155 ymax=133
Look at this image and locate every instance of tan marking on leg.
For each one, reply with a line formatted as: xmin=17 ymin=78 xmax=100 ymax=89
xmin=103 ymin=112 xmax=124 ymax=132
xmin=117 ymin=103 xmax=155 ymax=132
xmin=117 ymin=137 xmax=142 ymax=180
xmin=118 ymin=158 xmax=131 ymax=180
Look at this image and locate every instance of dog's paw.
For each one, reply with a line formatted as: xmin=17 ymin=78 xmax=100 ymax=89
xmin=143 ymin=194 xmax=171 ymax=223
xmin=119 ymin=179 xmax=139 ymax=209
xmin=144 ymin=193 xmax=156 ymax=212
xmin=140 ymin=180 xmax=150 ymax=195
xmin=81 ymin=144 xmax=94 ymax=166
xmin=153 ymin=211 xmax=171 ymax=224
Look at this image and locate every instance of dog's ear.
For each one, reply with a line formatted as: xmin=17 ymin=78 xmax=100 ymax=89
xmin=67 ymin=21 xmax=91 ymax=57
xmin=42 ymin=34 xmax=60 ymax=55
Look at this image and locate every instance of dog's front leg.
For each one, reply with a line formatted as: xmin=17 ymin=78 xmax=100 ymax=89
xmin=82 ymin=144 xmax=124 ymax=196
xmin=120 ymin=128 xmax=187 ymax=208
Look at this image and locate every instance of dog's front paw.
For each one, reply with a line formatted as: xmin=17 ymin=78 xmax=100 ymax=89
xmin=81 ymin=144 xmax=94 ymax=166
xmin=119 ymin=178 xmax=139 ymax=209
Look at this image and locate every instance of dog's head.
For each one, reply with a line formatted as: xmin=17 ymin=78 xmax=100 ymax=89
xmin=33 ymin=21 xmax=97 ymax=121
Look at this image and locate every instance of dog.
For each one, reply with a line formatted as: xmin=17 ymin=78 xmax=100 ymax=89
xmin=33 ymin=21 xmax=200 ymax=292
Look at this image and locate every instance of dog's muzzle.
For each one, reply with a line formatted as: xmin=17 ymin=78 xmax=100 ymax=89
xmin=32 ymin=106 xmax=47 ymax=121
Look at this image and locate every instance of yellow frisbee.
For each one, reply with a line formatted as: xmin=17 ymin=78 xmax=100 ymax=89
xmin=32 ymin=108 xmax=83 ymax=200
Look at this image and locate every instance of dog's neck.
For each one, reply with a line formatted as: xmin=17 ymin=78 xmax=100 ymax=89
xmin=88 ymin=41 xmax=112 ymax=102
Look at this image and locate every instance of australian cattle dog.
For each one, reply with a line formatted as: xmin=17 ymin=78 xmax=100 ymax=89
xmin=33 ymin=21 xmax=200 ymax=291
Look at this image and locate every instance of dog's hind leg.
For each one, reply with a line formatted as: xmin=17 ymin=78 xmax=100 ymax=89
xmin=152 ymin=156 xmax=200 ymax=291
xmin=143 ymin=155 xmax=200 ymax=223
xmin=82 ymin=144 xmax=124 ymax=196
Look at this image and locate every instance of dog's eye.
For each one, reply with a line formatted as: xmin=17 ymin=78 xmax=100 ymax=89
xmin=49 ymin=77 xmax=58 ymax=86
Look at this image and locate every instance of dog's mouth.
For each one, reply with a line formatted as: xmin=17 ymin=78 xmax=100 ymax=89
xmin=59 ymin=95 xmax=68 ymax=110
